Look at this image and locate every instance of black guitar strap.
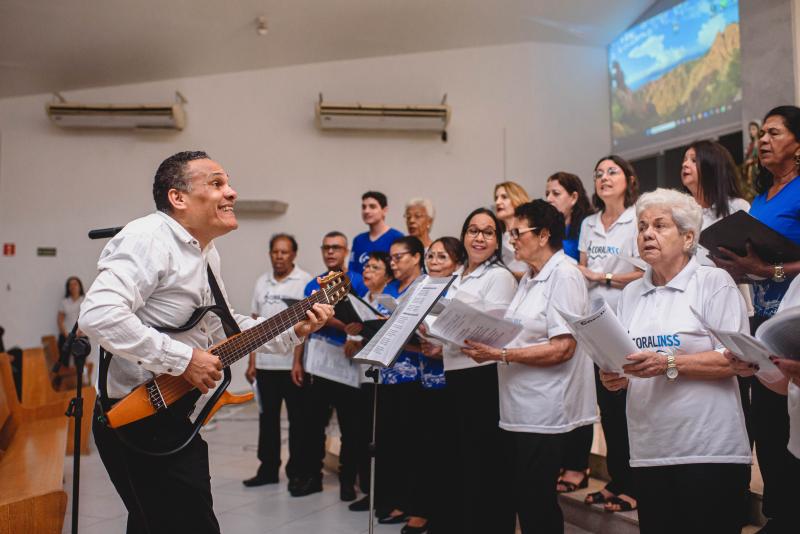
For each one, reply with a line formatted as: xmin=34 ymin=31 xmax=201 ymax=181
xmin=96 ymin=265 xmax=243 ymax=455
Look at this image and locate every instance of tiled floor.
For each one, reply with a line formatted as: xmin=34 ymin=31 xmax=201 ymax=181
xmin=62 ymin=403 xmax=589 ymax=533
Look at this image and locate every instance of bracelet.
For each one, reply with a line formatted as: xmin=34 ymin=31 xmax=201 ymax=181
xmin=501 ymin=348 xmax=509 ymax=365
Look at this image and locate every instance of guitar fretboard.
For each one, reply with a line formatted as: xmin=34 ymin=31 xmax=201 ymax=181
xmin=210 ymin=287 xmax=336 ymax=368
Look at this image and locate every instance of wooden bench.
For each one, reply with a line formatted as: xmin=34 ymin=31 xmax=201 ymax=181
xmin=0 ymin=353 xmax=68 ymax=534
xmin=41 ymin=335 xmax=90 ymax=391
xmin=21 ymin=347 xmax=95 ymax=455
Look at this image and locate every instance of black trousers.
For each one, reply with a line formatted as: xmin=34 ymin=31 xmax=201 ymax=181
xmin=374 ymin=381 xmax=417 ymax=512
xmin=254 ymin=369 xmax=301 ymax=479
xmin=560 ymin=424 xmax=593 ymax=472
xmin=295 ymin=375 xmax=362 ymax=486
xmin=406 ymin=387 xmax=445 ymax=523
xmin=594 ymin=364 xmax=635 ymax=496
xmin=502 ymin=430 xmax=565 ymax=534
xmin=441 ymin=364 xmax=514 ymax=534
xmin=633 ymin=463 xmax=749 ymax=534
xmin=92 ymin=402 xmax=219 ymax=534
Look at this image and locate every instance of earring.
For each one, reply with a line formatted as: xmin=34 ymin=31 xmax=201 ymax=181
xmin=794 ymin=153 xmax=800 ymax=167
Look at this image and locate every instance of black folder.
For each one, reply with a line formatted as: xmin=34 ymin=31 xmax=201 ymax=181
xmin=699 ymin=211 xmax=800 ymax=264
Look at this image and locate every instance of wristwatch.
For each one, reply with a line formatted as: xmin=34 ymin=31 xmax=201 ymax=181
xmin=665 ymin=354 xmax=678 ymax=381
xmin=501 ymin=348 xmax=509 ymax=365
xmin=605 ymin=272 xmax=613 ymax=288
xmin=772 ymin=263 xmax=786 ymax=283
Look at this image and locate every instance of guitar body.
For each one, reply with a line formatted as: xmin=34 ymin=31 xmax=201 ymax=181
xmin=98 ymin=271 xmax=350 ymax=455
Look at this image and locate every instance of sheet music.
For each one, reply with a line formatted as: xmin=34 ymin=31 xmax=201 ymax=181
xmin=688 ymin=307 xmax=784 ymax=383
xmin=304 ymin=336 xmax=361 ymax=388
xmin=555 ymin=298 xmax=638 ymax=374
xmin=348 ymin=294 xmax=383 ymax=321
xmin=755 ymin=305 xmax=800 ymax=361
xmin=353 ymin=275 xmax=454 ymax=367
xmin=428 ymin=298 xmax=521 ymax=348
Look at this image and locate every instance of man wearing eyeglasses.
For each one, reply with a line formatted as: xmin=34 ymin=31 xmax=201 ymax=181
xmin=290 ymin=231 xmax=367 ymax=500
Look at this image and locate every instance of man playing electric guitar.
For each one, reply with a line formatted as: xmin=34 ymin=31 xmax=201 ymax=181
xmin=79 ymin=151 xmax=334 ymax=534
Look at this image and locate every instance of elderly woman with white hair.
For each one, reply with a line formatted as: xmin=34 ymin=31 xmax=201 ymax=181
xmin=599 ymin=188 xmax=751 ymax=534
xmin=405 ymin=198 xmax=435 ymax=250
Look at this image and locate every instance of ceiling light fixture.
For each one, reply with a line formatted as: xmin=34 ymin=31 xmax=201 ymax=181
xmin=256 ymin=16 xmax=268 ymax=36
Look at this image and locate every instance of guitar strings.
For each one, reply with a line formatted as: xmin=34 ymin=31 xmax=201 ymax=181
xmin=154 ymin=280 xmax=348 ymax=403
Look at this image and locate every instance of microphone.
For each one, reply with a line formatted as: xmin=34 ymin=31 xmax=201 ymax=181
xmin=88 ymin=226 xmax=123 ymax=240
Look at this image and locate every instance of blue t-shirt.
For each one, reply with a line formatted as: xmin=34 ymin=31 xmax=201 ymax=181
xmin=348 ymin=227 xmax=405 ymax=275
xmin=563 ymin=224 xmax=580 ymax=262
xmin=749 ymin=176 xmax=800 ymax=317
xmin=379 ymin=278 xmax=420 ymax=385
xmin=304 ymin=271 xmax=367 ymax=343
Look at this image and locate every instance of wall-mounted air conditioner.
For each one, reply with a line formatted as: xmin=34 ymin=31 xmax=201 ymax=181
xmin=315 ymin=94 xmax=450 ymax=138
xmin=45 ymin=93 xmax=187 ymax=130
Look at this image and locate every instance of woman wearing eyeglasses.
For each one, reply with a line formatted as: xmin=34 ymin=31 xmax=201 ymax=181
xmin=544 ymin=172 xmax=597 ymax=496
xmin=578 ymin=155 xmax=643 ymax=513
xmin=399 ymin=237 xmax=466 ymax=534
xmin=439 ymin=208 xmax=518 ymax=533
xmin=374 ymin=236 xmax=426 ymax=527
xmin=462 ymin=200 xmax=596 ymax=533
xmin=344 ymin=251 xmax=394 ymax=512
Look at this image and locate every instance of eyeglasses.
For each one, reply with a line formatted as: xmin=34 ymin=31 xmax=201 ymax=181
xmin=320 ymin=245 xmax=345 ymax=252
xmin=594 ymin=167 xmax=623 ymax=180
xmin=425 ymin=252 xmax=451 ymax=263
xmin=363 ymin=263 xmax=386 ymax=272
xmin=465 ymin=226 xmax=497 ymax=240
xmin=389 ymin=251 xmax=411 ymax=262
xmin=509 ymin=227 xmax=540 ymax=240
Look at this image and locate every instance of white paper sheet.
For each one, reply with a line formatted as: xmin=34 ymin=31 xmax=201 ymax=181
xmin=428 ymin=298 xmax=521 ymax=348
xmin=689 ymin=306 xmax=784 ymax=383
xmin=304 ymin=335 xmax=361 ymax=388
xmin=755 ymin=305 xmax=800 ymax=361
xmin=353 ymin=275 xmax=454 ymax=367
xmin=348 ymin=295 xmax=383 ymax=322
xmin=555 ymin=298 xmax=638 ymax=374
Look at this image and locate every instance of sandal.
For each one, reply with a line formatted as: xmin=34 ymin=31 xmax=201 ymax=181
xmin=584 ymin=490 xmax=610 ymax=505
xmin=557 ymin=472 xmax=589 ymax=494
xmin=603 ymin=495 xmax=637 ymax=513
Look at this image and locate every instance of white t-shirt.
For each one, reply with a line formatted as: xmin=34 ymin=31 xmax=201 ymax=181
xmin=441 ymin=261 xmax=518 ymax=372
xmin=777 ymin=275 xmax=800 ymax=458
xmin=617 ymin=258 xmax=752 ymax=467
xmin=695 ymin=198 xmax=754 ymax=315
xmin=250 ymin=266 xmax=312 ymax=370
xmin=578 ymin=207 xmax=640 ymax=311
xmin=498 ymin=250 xmax=598 ymax=433
xmin=59 ymin=296 xmax=84 ymax=332
xmin=501 ymin=231 xmax=528 ymax=273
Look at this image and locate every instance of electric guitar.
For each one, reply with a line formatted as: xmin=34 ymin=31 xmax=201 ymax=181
xmin=100 ymin=271 xmax=350 ymax=454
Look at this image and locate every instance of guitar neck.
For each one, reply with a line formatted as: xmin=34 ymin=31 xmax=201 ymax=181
xmin=211 ymin=290 xmax=330 ymax=368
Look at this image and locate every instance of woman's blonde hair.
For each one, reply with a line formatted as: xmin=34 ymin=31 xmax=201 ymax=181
xmin=494 ymin=181 xmax=530 ymax=209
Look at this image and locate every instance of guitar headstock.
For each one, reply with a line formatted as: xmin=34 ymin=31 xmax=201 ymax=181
xmin=318 ymin=271 xmax=351 ymax=305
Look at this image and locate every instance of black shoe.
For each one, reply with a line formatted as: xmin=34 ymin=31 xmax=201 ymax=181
xmin=290 ymin=475 xmax=323 ymax=497
xmin=242 ymin=473 xmax=279 ymax=487
xmin=340 ymin=485 xmax=357 ymax=501
xmin=348 ymin=495 xmax=370 ymax=511
xmin=401 ymin=522 xmax=429 ymax=534
xmin=287 ymin=476 xmax=302 ymax=493
xmin=378 ymin=512 xmax=409 ymax=524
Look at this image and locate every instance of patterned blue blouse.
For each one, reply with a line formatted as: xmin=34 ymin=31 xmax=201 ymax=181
xmin=378 ymin=279 xmax=421 ymax=385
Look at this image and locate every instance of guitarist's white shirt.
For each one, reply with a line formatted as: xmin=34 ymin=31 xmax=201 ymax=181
xmin=79 ymin=212 xmax=302 ymax=399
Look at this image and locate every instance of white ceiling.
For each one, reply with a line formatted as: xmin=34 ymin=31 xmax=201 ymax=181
xmin=0 ymin=0 xmax=654 ymax=99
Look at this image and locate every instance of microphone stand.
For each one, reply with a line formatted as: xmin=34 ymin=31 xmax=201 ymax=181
xmin=56 ymin=324 xmax=91 ymax=534
xmin=365 ymin=367 xmax=379 ymax=534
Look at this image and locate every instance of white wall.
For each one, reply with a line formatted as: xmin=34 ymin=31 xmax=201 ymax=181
xmin=0 ymin=41 xmax=610 ymax=367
